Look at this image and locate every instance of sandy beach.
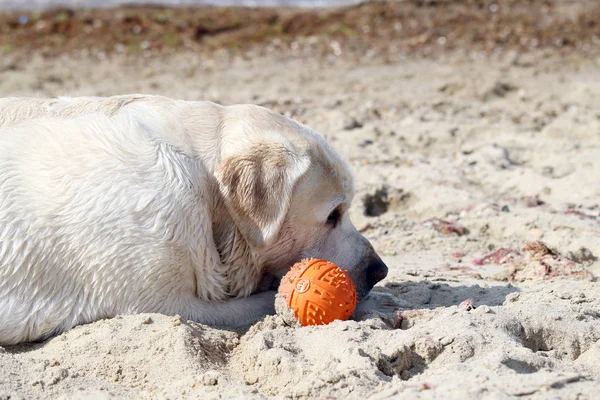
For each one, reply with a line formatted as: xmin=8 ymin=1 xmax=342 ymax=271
xmin=1 ymin=1 xmax=600 ymax=398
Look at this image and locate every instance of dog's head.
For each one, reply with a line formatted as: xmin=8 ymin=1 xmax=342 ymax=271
xmin=215 ymin=105 xmax=387 ymax=299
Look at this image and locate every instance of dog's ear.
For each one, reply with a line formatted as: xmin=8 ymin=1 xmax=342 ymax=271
xmin=215 ymin=142 xmax=309 ymax=248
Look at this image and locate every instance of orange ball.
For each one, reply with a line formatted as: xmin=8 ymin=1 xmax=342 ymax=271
xmin=278 ymin=258 xmax=358 ymax=326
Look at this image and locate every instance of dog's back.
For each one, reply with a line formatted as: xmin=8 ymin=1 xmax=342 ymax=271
xmin=0 ymin=95 xmax=168 ymax=131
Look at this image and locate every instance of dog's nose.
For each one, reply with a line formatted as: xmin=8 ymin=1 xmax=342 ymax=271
xmin=366 ymin=256 xmax=388 ymax=286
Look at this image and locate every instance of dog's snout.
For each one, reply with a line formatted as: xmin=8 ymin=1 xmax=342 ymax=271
xmin=366 ymin=257 xmax=388 ymax=286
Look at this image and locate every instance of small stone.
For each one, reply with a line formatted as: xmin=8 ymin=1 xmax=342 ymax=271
xmin=400 ymin=370 xmax=412 ymax=380
xmin=245 ymin=375 xmax=259 ymax=385
xmin=343 ymin=117 xmax=363 ymax=130
xmin=141 ymin=316 xmax=153 ymax=325
xmin=201 ymin=370 xmax=220 ymax=386
xmin=566 ymin=247 xmax=596 ymax=264
xmin=439 ymin=336 xmax=454 ymax=346
xmin=475 ymin=305 xmax=492 ymax=314
xmin=459 ymin=298 xmax=474 ymax=311
xmin=505 ymin=292 xmax=520 ymax=303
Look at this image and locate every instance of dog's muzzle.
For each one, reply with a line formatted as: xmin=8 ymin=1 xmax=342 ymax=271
xmin=366 ymin=254 xmax=389 ymax=288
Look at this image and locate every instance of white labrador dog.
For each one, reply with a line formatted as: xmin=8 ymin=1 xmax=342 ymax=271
xmin=0 ymin=95 xmax=388 ymax=345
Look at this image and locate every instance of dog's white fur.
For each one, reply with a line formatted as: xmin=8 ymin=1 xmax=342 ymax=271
xmin=0 ymin=95 xmax=387 ymax=345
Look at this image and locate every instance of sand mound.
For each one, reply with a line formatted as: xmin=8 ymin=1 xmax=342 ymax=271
xmin=1 ymin=314 xmax=245 ymax=398
xmin=3 ymin=280 xmax=599 ymax=399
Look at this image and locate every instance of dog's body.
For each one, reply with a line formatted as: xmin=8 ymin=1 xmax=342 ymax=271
xmin=0 ymin=95 xmax=387 ymax=345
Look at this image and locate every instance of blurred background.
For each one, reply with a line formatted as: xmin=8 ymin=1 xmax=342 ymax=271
xmin=1 ymin=0 xmax=598 ymax=63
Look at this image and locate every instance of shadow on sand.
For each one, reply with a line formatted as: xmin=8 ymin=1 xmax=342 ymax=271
xmin=373 ymin=279 xmax=520 ymax=309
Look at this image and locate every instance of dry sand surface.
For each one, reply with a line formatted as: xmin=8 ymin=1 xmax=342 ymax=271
xmin=1 ymin=2 xmax=600 ymax=399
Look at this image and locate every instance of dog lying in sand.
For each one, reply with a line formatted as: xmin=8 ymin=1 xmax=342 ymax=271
xmin=0 ymin=95 xmax=388 ymax=345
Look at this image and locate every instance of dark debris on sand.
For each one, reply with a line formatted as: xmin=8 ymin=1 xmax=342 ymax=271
xmin=1 ymin=0 xmax=600 ymax=59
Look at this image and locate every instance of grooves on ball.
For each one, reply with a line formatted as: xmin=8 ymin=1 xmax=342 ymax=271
xmin=277 ymin=258 xmax=358 ymax=326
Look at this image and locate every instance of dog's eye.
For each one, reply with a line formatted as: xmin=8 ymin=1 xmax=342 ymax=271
xmin=326 ymin=207 xmax=342 ymax=228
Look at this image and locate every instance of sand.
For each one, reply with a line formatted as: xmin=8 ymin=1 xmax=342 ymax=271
xmin=1 ymin=23 xmax=600 ymax=399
